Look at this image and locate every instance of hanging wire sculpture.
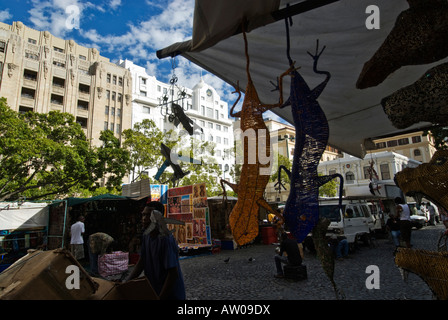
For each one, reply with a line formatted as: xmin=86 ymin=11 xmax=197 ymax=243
xmin=220 ymin=20 xmax=294 ymax=246
xmin=158 ymin=58 xmax=203 ymax=135
xmin=381 ymin=62 xmax=448 ymax=129
xmin=395 ymin=247 xmax=448 ymax=300
xmin=395 ymin=150 xmax=448 ymax=211
xmin=278 ymin=18 xmax=343 ymax=244
xmin=275 ymin=17 xmax=344 ymax=299
xmin=356 ymin=0 xmax=448 ymax=89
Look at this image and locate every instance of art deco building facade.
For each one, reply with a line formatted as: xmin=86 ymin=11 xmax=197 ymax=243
xmin=0 ymin=21 xmax=132 ymax=147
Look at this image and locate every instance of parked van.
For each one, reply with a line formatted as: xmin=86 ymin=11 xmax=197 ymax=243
xmin=317 ymin=198 xmax=373 ymax=244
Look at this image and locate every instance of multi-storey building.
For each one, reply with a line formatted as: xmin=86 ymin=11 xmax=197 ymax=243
xmin=0 ymin=21 xmax=132 ymax=147
xmin=118 ymin=60 xmax=235 ymax=183
xmin=368 ymin=131 xmax=437 ymax=163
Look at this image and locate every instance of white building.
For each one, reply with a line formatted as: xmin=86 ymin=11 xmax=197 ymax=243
xmin=317 ymin=151 xmax=421 ymax=199
xmin=117 ymin=60 xmax=235 ymax=183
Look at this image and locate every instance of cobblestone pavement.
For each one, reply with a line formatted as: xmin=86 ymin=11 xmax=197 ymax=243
xmin=180 ymin=224 xmax=446 ymax=300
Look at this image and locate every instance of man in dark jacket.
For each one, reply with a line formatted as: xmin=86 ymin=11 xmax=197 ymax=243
xmin=274 ymin=232 xmax=302 ymax=278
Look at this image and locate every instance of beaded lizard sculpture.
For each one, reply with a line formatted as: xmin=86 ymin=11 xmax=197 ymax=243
xmin=395 ymin=150 xmax=448 ymax=211
xmin=220 ymin=22 xmax=294 ymax=246
xmin=276 ymin=19 xmax=344 ymax=299
xmin=381 ymin=62 xmax=448 ymax=129
xmin=357 ymin=0 xmax=448 ymax=89
xmin=395 ymin=247 xmax=448 ymax=300
xmin=277 ymin=19 xmax=343 ymax=244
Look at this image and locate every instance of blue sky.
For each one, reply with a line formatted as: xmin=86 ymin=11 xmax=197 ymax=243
xmin=0 ymin=0 xmax=285 ymax=122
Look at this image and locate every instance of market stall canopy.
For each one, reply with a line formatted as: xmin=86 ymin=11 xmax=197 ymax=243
xmin=157 ymin=0 xmax=446 ymax=158
xmin=0 ymin=202 xmax=49 ymax=231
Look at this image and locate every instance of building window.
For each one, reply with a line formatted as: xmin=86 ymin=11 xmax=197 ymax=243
xmin=208 ymin=122 xmax=213 ymax=129
xmin=116 ymin=124 xmax=121 ymax=134
xmin=223 ymin=126 xmax=229 ymax=133
xmin=216 ymin=136 xmax=221 ymax=144
xmin=79 ymin=55 xmax=86 ymax=60
xmin=28 ymin=38 xmax=37 ymax=44
xmin=140 ymin=91 xmax=147 ymax=97
xmin=53 ymin=47 xmax=64 ymax=53
xmin=51 ymin=94 xmax=64 ymax=105
xmin=118 ymin=77 xmax=123 ymax=86
xmin=110 ymin=123 xmax=114 ymax=132
xmin=105 ymin=106 xmax=109 ymax=115
xmin=25 ymin=51 xmax=39 ymax=60
xmin=387 ymin=140 xmax=398 ymax=147
xmin=107 ymin=73 xmax=111 ymax=83
xmin=345 ymin=171 xmax=355 ymax=181
xmin=363 ymin=166 xmax=371 ymax=179
xmin=112 ymin=92 xmax=116 ymax=101
xmin=142 ymin=106 xmax=150 ymax=114
xmin=207 ymin=107 xmax=213 ymax=118
xmin=141 ymin=78 xmax=147 ymax=85
xmin=224 ymin=138 xmax=229 ymax=145
xmin=398 ymin=138 xmax=409 ymax=145
xmin=113 ymin=75 xmax=117 ymax=85
xmin=414 ymin=149 xmax=422 ymax=157
xmin=216 ymin=124 xmax=221 ymax=131
xmin=76 ymin=117 xmax=88 ymax=128
xmin=412 ymin=135 xmax=422 ymax=143
xmin=104 ymin=121 xmax=108 ymax=130
xmin=52 ymin=77 xmax=65 ymax=88
xmin=380 ymin=163 xmax=390 ymax=180
xmin=376 ymin=142 xmax=386 ymax=149
xmin=117 ymin=93 xmax=122 ymax=102
xmin=53 ymin=60 xmax=65 ymax=68
xmin=23 ymin=69 xmax=38 ymax=81
xmin=0 ymin=41 xmax=5 ymax=53
xmin=77 ymin=100 xmax=89 ymax=111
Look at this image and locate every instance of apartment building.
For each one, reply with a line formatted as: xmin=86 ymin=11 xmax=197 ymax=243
xmin=118 ymin=60 xmax=235 ymax=183
xmin=0 ymin=21 xmax=132 ymax=147
xmin=369 ymin=131 xmax=437 ymax=163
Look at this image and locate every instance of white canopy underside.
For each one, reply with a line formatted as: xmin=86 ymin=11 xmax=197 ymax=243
xmin=158 ymin=0 xmax=445 ymax=158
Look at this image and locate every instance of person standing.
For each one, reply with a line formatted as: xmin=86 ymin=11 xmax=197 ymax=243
xmin=395 ymin=197 xmax=412 ymax=248
xmin=70 ymin=215 xmax=85 ymax=260
xmin=386 ymin=213 xmax=401 ymax=247
xmin=426 ymin=202 xmax=436 ymax=226
xmin=126 ymin=205 xmax=185 ymax=300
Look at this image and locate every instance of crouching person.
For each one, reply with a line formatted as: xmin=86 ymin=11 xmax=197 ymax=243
xmin=274 ymin=232 xmax=302 ymax=278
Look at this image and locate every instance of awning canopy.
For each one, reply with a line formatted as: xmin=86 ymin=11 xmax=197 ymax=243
xmin=0 ymin=202 xmax=49 ymax=231
xmin=157 ymin=0 xmax=444 ymax=158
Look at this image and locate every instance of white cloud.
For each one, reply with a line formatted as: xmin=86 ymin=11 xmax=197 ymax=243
xmin=0 ymin=9 xmax=12 ymax=22
xmin=109 ymin=0 xmax=122 ymax=10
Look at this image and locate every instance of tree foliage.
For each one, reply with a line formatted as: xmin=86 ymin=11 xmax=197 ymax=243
xmin=0 ymin=99 xmax=130 ymax=201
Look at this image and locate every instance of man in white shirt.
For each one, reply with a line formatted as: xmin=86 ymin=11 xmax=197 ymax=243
xmin=395 ymin=197 xmax=412 ymax=248
xmin=70 ymin=216 xmax=85 ymax=260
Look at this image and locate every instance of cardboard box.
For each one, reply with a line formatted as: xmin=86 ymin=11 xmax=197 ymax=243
xmin=89 ymin=277 xmax=159 ymax=300
xmin=0 ymin=249 xmax=98 ymax=300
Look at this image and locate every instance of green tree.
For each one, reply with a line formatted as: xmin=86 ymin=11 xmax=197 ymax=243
xmin=0 ymin=99 xmax=130 ymax=200
xmin=122 ymin=119 xmax=178 ymax=182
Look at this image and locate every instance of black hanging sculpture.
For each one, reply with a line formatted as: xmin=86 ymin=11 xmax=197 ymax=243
xmin=357 ymin=0 xmax=448 ymax=89
xmin=154 ymin=143 xmax=200 ymax=185
xmin=276 ymin=18 xmax=344 ymax=299
xmin=171 ymin=103 xmax=203 ymax=136
xmin=278 ymin=19 xmax=343 ymax=245
xmin=381 ymin=62 xmax=448 ymax=129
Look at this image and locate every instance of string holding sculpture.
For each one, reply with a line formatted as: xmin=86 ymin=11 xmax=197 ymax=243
xmin=381 ymin=62 xmax=448 ymax=129
xmin=278 ymin=18 xmax=343 ymax=245
xmin=356 ymin=0 xmax=448 ymax=89
xmin=275 ymin=18 xmax=344 ymax=299
xmin=395 ymin=150 xmax=448 ymax=211
xmin=220 ymin=20 xmax=294 ymax=246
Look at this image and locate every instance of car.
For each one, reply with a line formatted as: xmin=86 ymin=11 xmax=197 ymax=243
xmin=316 ymin=198 xmax=373 ymax=244
xmin=407 ymin=202 xmax=428 ymax=229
